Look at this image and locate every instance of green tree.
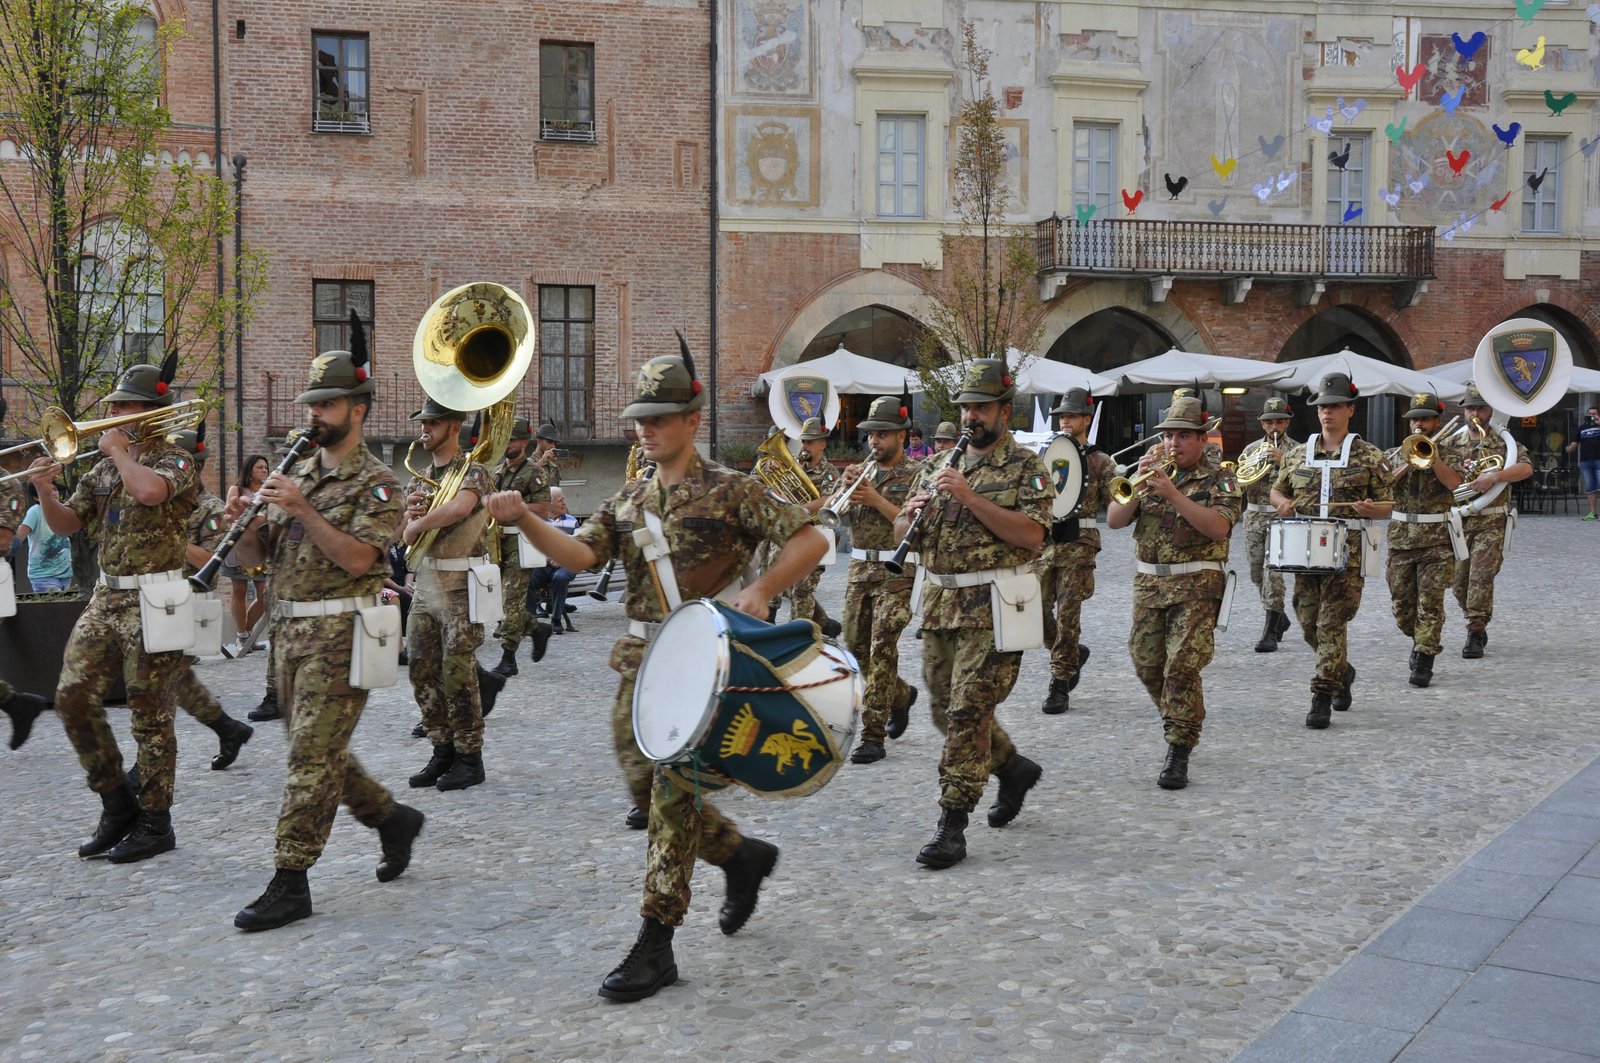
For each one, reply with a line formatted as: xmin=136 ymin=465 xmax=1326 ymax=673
xmin=914 ymin=20 xmax=1043 ymax=420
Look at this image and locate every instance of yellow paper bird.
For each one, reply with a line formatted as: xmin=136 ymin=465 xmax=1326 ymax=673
xmin=1516 ymin=36 xmax=1546 ymax=71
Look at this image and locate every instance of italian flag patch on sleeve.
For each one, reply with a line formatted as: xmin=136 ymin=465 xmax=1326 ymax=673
xmin=373 ymin=485 xmax=393 ymax=502
xmin=1029 ymin=473 xmax=1048 ymax=493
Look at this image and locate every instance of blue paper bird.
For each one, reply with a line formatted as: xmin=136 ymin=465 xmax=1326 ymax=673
xmin=1441 ymin=86 xmax=1466 ymax=114
xmin=1494 ymin=122 xmax=1522 ymax=148
xmin=1452 ymin=31 xmax=1486 ymax=60
xmin=1342 ymin=203 xmax=1363 ymax=224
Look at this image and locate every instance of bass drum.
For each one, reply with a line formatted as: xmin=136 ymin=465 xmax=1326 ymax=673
xmin=1038 ymin=434 xmax=1086 ymax=519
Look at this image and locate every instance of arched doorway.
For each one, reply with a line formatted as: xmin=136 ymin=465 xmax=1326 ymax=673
xmin=1039 ymin=307 xmax=1178 ymax=458
xmin=798 ymin=305 xmax=925 ymax=367
xmin=1278 ymin=306 xmax=1413 ymax=448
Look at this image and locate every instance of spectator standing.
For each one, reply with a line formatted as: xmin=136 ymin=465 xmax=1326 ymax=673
xmin=1568 ymin=405 xmax=1600 ymax=520
xmin=20 ymin=489 xmax=75 ymax=592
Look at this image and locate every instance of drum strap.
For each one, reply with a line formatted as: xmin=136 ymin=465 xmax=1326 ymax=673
xmin=1301 ymin=431 xmax=1357 ymax=518
xmin=636 ymin=511 xmax=683 ymax=611
xmin=1245 ymin=503 xmax=1276 ymax=514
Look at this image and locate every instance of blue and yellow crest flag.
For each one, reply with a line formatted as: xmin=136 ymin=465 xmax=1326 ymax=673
xmin=783 ymin=375 xmax=829 ymax=423
xmin=1492 ymin=328 xmax=1556 ymax=401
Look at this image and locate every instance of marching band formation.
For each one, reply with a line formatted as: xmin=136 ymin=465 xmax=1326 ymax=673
xmin=0 ymin=297 xmax=1565 ymax=1002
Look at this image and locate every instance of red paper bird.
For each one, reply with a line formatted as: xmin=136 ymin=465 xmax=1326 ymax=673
xmin=1490 ymin=189 xmax=1514 ymax=212
xmin=1121 ymin=188 xmax=1143 ymax=214
xmin=1446 ymin=150 xmax=1471 ymax=176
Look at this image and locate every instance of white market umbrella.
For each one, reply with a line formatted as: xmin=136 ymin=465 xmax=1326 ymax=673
xmin=1275 ymin=350 xmax=1466 ymax=401
xmin=751 ymin=346 xmax=914 ymax=397
xmin=1429 ymin=356 xmax=1600 ymax=395
xmin=1110 ymin=348 xmax=1299 ymax=392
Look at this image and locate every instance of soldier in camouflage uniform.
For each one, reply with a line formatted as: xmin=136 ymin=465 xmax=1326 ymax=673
xmin=1451 ymin=383 xmax=1533 ymax=659
xmin=1270 ymin=372 xmax=1394 ymax=730
xmin=168 ymin=425 xmax=256 ymax=769
xmin=488 ymin=416 xmax=553 ymax=677
xmin=1039 ymin=388 xmax=1116 ymax=714
xmin=533 ymin=421 xmax=562 ymax=482
xmin=1242 ymin=399 xmax=1293 ymax=652
xmin=25 ymin=361 xmax=199 ymax=863
xmin=1108 ymin=397 xmax=1241 ymax=789
xmin=840 ymin=395 xmax=922 ymax=764
xmin=932 ymin=420 xmax=960 ymax=453
xmin=898 ymin=359 xmax=1050 ymax=870
xmin=1385 ymin=392 xmax=1465 ymax=688
xmin=224 ymin=335 xmax=425 ymax=931
xmin=490 ymin=338 xmax=827 ymax=1002
xmin=763 ymin=416 xmax=841 ymax=635
xmin=402 ymin=397 xmax=496 ymax=792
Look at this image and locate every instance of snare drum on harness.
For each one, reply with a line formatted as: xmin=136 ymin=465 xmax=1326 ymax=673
xmin=1267 ymin=517 xmax=1349 ymax=573
xmin=633 ymin=598 xmax=862 ymax=799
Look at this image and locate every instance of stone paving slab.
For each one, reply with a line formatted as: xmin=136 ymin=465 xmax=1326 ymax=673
xmin=2 ymin=514 xmax=1597 ymax=1061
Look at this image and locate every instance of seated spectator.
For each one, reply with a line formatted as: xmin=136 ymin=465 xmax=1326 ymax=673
xmin=529 ymin=487 xmax=580 ymax=633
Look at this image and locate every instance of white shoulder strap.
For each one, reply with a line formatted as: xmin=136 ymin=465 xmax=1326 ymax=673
xmin=635 ymin=509 xmax=683 ymax=610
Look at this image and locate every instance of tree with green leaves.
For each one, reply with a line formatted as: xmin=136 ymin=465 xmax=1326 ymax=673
xmin=914 ymin=19 xmax=1043 ymax=420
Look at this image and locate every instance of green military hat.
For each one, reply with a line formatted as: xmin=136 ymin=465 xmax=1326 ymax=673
xmin=857 ymin=395 xmax=911 ymax=431
xmin=410 ymin=396 xmax=468 ymax=422
xmin=1404 ymin=391 xmax=1446 ymax=419
xmin=1460 ymin=381 xmax=1489 ymax=407
xmin=620 ymin=330 xmax=706 ymax=419
xmin=933 ymin=420 xmax=959 ymax=441
xmin=953 ymin=358 xmax=1017 ymax=404
xmin=1308 ymin=371 xmax=1359 ymax=406
xmin=536 ymin=422 xmax=559 ymax=442
xmin=104 ymin=351 xmax=180 ymax=407
xmin=798 ymin=416 xmax=831 ymax=439
xmin=1049 ymin=388 xmax=1094 ymax=416
xmin=167 ymin=419 xmax=208 ymax=461
xmin=1259 ymin=397 xmax=1292 ymax=421
xmin=1155 ymin=395 xmax=1209 ymax=431
xmin=509 ymin=416 xmax=533 ymax=440
xmin=296 ymin=310 xmax=377 ymax=403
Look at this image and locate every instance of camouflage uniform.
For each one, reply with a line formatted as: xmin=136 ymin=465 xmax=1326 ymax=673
xmin=1 ymin=478 xmax=24 ymax=543
xmin=842 ymin=457 xmax=922 ymax=744
xmin=1386 ymin=441 xmax=1463 ymax=658
xmin=54 ymin=439 xmax=198 ymax=812
xmin=1272 ymin=436 xmax=1394 ymax=695
xmin=1240 ymin=437 xmax=1287 ymax=613
xmin=766 ymin=456 xmax=838 ymax=624
xmin=914 ymin=432 xmax=1051 ymax=812
xmin=264 ymin=444 xmax=404 ymax=869
xmin=1452 ymin=431 xmax=1515 ymax=634
xmin=173 ymin=492 xmax=228 ymax=726
xmin=1039 ymin=446 xmax=1115 ymax=683
xmin=1126 ymin=460 xmax=1240 ymax=746
xmin=490 ymin=455 xmax=551 ymax=653
xmin=575 ymin=450 xmax=811 ymax=926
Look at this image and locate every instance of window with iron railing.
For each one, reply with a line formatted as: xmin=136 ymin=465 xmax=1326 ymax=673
xmin=313 ymin=31 xmax=369 ymax=133
xmin=540 ymin=43 xmax=595 ymax=143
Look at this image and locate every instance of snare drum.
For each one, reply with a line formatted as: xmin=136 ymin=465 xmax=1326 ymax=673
xmin=633 ymin=598 xmax=862 ymax=799
xmin=1267 ymin=517 xmax=1349 ymax=573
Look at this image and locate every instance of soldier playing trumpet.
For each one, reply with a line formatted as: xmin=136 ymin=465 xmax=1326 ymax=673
xmin=1385 ymin=392 xmax=1464 ymax=688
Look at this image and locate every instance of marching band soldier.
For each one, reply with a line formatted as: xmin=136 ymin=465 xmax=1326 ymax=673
xmin=1385 ymin=392 xmax=1464 ymax=688
xmin=765 ymin=416 xmax=841 ymax=636
xmin=401 ymin=398 xmax=499 ymax=792
xmin=1269 ymin=372 xmax=1394 ymax=729
xmin=26 ymin=359 xmax=199 ymax=863
xmin=1451 ymin=383 xmax=1533 ymax=658
xmin=1039 ymin=388 xmax=1116 ymax=715
xmin=1242 ymin=399 xmax=1293 ymax=652
xmin=897 ymin=359 xmax=1049 ymax=869
xmin=533 ymin=422 xmax=562 ymax=482
xmin=840 ymin=394 xmax=922 ymax=764
xmin=933 ymin=421 xmax=960 ymax=453
xmin=1106 ymin=396 xmax=1240 ymax=789
xmin=223 ymin=338 xmax=425 ymax=931
xmin=489 ymin=337 xmax=828 ymax=1002
xmin=488 ymin=416 xmax=553 ymax=678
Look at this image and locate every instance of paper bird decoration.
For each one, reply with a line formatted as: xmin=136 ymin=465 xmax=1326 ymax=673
xmin=1211 ymin=155 xmax=1237 ymax=179
xmin=1546 ymin=90 xmax=1577 ymax=116
xmin=1515 ymin=0 xmax=1548 ymax=26
xmin=1527 ymin=167 xmax=1549 ymax=193
xmin=1259 ymin=134 xmax=1285 ymax=160
xmin=1386 ymin=119 xmax=1408 ymax=145
xmin=1447 ymin=150 xmax=1471 ymax=176
xmin=1342 ymin=203 xmax=1363 ymax=224
xmin=1582 ymin=137 xmax=1600 ymax=159
xmin=1329 ymin=144 xmax=1352 ymax=171
xmin=1441 ymin=86 xmax=1466 ymax=114
xmin=1490 ymin=189 xmax=1514 ymax=212
xmin=1307 ymin=107 xmax=1334 ymax=136
xmin=1515 ymin=37 xmax=1546 ymax=71
xmin=1494 ymin=122 xmax=1522 ymax=148
xmin=1075 ymin=203 xmax=1097 ymax=223
xmin=1453 ymin=31 xmax=1487 ymax=60
xmin=1397 ymin=64 xmax=1426 ymax=96
xmin=1164 ymin=174 xmax=1189 ymax=199
xmin=1381 ymin=185 xmax=1402 ymax=210
xmin=1407 ymin=172 xmax=1430 ymax=196
xmin=1338 ymin=97 xmax=1367 ymax=124
xmin=1121 ymin=188 xmax=1143 ymax=214
xmin=1207 ymin=198 xmax=1227 ymax=217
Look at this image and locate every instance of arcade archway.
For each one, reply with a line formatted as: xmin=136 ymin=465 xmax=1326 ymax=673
xmin=1277 ymin=305 xmax=1413 ymax=447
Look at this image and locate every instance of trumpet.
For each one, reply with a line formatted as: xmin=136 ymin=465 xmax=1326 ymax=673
xmin=1109 ymin=444 xmax=1177 ymax=505
xmin=818 ymin=457 xmax=879 ymax=527
xmin=884 ymin=433 xmax=970 ymax=575
xmin=1397 ymin=415 xmax=1462 ymax=470
xmin=0 ymin=399 xmax=207 ymax=474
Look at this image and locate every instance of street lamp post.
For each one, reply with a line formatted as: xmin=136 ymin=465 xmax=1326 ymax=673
xmin=232 ymin=154 xmax=246 ymax=474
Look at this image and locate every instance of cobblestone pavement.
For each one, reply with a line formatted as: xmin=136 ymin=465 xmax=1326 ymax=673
xmin=2 ymin=515 xmax=1595 ymax=1062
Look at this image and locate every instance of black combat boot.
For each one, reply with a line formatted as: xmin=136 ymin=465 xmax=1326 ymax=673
xmin=247 ymin=689 xmax=281 ymax=722
xmin=1409 ymin=651 xmax=1435 ymax=688
xmin=850 ymin=740 xmax=885 ymax=764
xmin=1070 ymin=645 xmax=1091 ymax=691
xmin=916 ymin=808 xmax=969 ymax=869
xmin=436 ymin=749 xmax=485 ymax=791
xmin=234 ymin=868 xmax=312 ymax=932
xmin=530 ymin=621 xmax=552 ymax=663
xmin=597 ymin=918 xmax=678 ymax=1002
xmin=1041 ymin=677 xmax=1071 ymax=715
xmin=987 ymin=754 xmax=1043 ymax=827
xmin=491 ymin=646 xmax=519 ymax=678
xmin=1331 ymin=663 xmax=1356 ymax=712
xmin=1306 ymin=693 xmax=1333 ymax=730
xmin=375 ymin=804 xmax=425 ymax=882
xmin=1273 ymin=610 xmax=1292 ymax=639
xmin=105 ymin=810 xmax=176 ymax=863
xmin=4 ymin=689 xmax=47 ymax=750
xmin=820 ymin=617 xmax=843 ymax=638
xmin=1158 ymin=744 xmax=1192 ymax=790
xmin=477 ymin=666 xmax=506 ymax=718
xmin=719 ymin=838 xmax=780 ymax=935
xmin=208 ymin=714 xmax=255 ymax=770
xmin=1462 ymin=628 xmax=1486 ymax=659
xmin=625 ymin=805 xmax=648 ymax=830
xmin=408 ymin=744 xmax=455 ymax=788
xmin=886 ymin=688 xmax=916 ymax=740
xmin=1255 ymin=612 xmax=1281 ymax=653
xmin=78 ymin=782 xmax=140 ymax=858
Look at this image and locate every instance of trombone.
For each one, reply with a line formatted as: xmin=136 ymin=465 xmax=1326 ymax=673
xmin=1396 ymin=415 xmax=1461 ymax=471
xmin=0 ymin=399 xmax=207 ymax=484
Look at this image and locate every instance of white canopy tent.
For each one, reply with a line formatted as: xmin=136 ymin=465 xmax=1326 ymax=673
xmin=1108 ymin=348 xmax=1299 ymax=392
xmin=751 ymin=346 xmax=915 ymax=397
xmin=1427 ymin=357 xmax=1600 ymax=395
xmin=1274 ymin=350 xmax=1468 ymax=401
xmin=1015 ymin=356 xmax=1118 ymax=398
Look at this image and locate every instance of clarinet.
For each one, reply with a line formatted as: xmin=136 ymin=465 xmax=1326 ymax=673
xmin=884 ymin=432 xmax=971 ymax=576
xmin=189 ymin=432 xmax=317 ymax=592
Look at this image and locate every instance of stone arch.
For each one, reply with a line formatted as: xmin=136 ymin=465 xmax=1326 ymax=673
xmin=763 ymin=269 xmax=938 ymax=373
xmin=1034 ymin=278 xmax=1208 ymax=359
xmin=1275 ymin=303 xmax=1414 ymax=368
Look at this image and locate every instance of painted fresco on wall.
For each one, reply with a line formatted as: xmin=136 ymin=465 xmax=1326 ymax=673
xmin=1389 ymin=111 xmax=1499 ymax=220
xmin=726 ymin=106 xmax=819 ymax=207
xmin=731 ymin=0 xmax=813 ymax=98
xmin=1418 ymin=35 xmax=1490 ymax=108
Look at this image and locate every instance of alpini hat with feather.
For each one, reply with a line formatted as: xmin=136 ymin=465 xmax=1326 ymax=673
xmin=621 ymin=330 xmax=707 ymax=419
xmin=954 ymin=358 xmax=1017 ymax=404
xmin=297 ymin=310 xmax=378 ymax=404
xmin=167 ymin=417 xmax=209 ymax=461
xmin=104 ymin=350 xmax=181 ymax=407
xmin=859 ymin=382 xmax=913 ymax=431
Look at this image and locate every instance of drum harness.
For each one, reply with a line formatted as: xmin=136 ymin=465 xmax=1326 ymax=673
xmin=1298 ymin=432 xmax=1377 ymax=576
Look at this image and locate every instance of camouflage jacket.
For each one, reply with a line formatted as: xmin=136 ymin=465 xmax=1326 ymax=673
xmin=1459 ymin=428 xmax=1518 ymax=529
xmin=404 ymin=462 xmax=491 ymax=561
xmin=913 ymin=432 xmax=1051 ymax=630
xmin=1042 ymin=443 xmax=1115 ymax=565
xmin=844 ymin=456 xmax=923 ymax=585
xmin=188 ymin=492 xmax=227 ymax=552
xmin=0 ymin=478 xmax=24 ymax=533
xmin=576 ymin=450 xmax=812 ymax=673
xmin=65 ymin=438 xmax=199 ymax=577
xmin=267 ymin=445 xmax=402 ymax=601
xmin=494 ymin=455 xmax=551 ymax=507
xmin=1273 ymin=434 xmax=1394 ymax=573
xmin=1130 ymin=460 xmax=1241 ymax=606
xmin=802 ymin=455 xmax=841 ymax=501
xmin=1386 ymin=440 xmax=1464 ymax=551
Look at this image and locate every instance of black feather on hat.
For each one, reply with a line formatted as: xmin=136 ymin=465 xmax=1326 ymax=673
xmin=676 ymin=329 xmax=702 ymax=397
xmin=156 ymin=348 xmax=179 ymax=397
xmin=195 ymin=417 xmax=207 ymax=453
xmin=349 ymin=309 xmax=370 ymax=381
xmin=900 ymin=379 xmax=912 ymax=422
xmin=468 ymin=410 xmax=482 ymax=446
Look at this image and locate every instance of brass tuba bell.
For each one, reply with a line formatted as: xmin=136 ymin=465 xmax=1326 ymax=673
xmin=412 ymin=282 xmax=536 ymax=412
xmin=753 ymin=425 xmax=820 ymax=503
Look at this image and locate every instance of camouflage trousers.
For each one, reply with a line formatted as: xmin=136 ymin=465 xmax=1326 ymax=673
xmin=273 ymin=616 xmax=396 ymax=871
xmin=494 ymin=557 xmax=535 ymax=652
xmin=1293 ymin=568 xmax=1365 ymax=696
xmin=763 ymin=542 xmax=826 ymax=623
xmin=613 ymin=665 xmax=742 ymax=926
xmin=54 ymin=588 xmax=183 ymax=812
xmin=1129 ymin=597 xmax=1218 ymax=748
xmin=1387 ymin=545 xmax=1453 ymax=656
xmin=1244 ymin=512 xmax=1286 ymax=612
xmin=922 ymin=626 xmax=1021 ymax=813
xmin=408 ymin=595 xmax=485 ymax=754
xmin=1453 ymin=518 xmax=1506 ymax=631
xmin=842 ymin=576 xmax=915 ymax=744
xmin=173 ymin=657 xmax=222 ymax=726
xmin=1040 ymin=547 xmax=1097 ymax=682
